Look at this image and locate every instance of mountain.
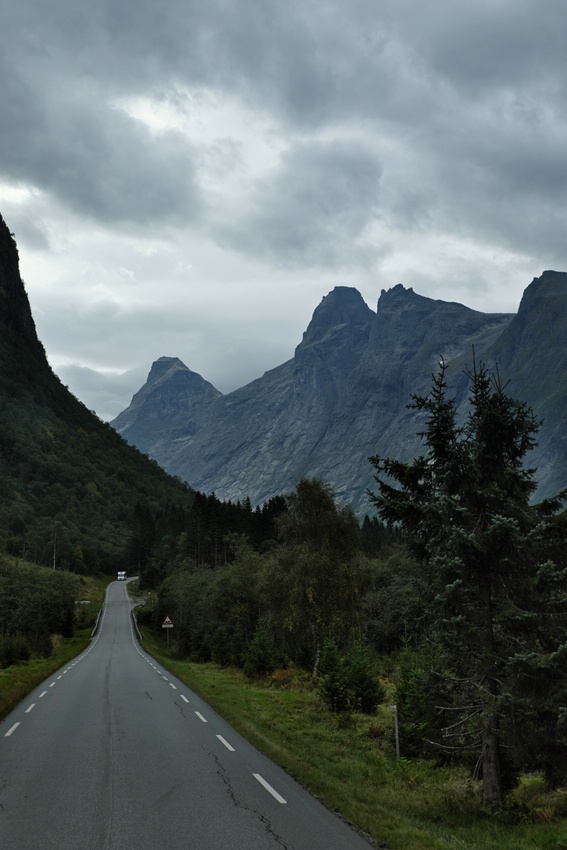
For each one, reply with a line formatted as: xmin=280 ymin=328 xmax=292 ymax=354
xmin=0 ymin=213 xmax=194 ymax=571
xmin=112 ymin=275 xmax=567 ymax=512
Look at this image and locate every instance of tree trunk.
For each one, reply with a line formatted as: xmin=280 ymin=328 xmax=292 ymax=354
xmin=478 ymin=566 xmax=502 ymax=809
xmin=481 ymin=705 xmax=502 ymax=808
xmin=312 ymin=640 xmax=321 ymax=677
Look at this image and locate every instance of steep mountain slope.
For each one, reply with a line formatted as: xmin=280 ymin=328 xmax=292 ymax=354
xmin=116 ymin=280 xmax=567 ymax=512
xmin=480 ymin=271 xmax=567 ymax=499
xmin=0 ymin=214 xmax=194 ymax=571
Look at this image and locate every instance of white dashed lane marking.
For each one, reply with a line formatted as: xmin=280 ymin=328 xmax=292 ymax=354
xmin=5 ymin=723 xmax=20 ymax=737
xmin=217 ymin=735 xmax=235 ymax=752
xmin=253 ymin=774 xmax=287 ymax=804
xmin=129 ymin=590 xmax=291 ymax=812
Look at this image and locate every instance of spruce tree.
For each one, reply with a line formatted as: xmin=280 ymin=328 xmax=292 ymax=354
xmin=369 ymin=360 xmax=567 ymax=808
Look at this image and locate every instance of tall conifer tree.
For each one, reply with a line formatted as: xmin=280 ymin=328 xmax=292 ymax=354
xmin=369 ymin=360 xmax=567 ymax=807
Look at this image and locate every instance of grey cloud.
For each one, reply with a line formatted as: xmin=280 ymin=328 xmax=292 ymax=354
xmin=7 ymin=1 xmax=566 ymax=137
xmin=4 ymin=0 xmax=567 ymax=428
xmin=215 ymin=139 xmax=383 ymax=268
xmin=379 ymin=1 xmax=567 ymax=96
xmin=56 ymin=363 xmax=148 ymax=421
xmin=0 ymin=60 xmax=203 ymax=224
xmin=407 ymin=105 xmax=567 ymax=262
xmin=4 ymin=1 xmax=393 ymax=130
xmin=0 ymin=205 xmax=50 ymax=251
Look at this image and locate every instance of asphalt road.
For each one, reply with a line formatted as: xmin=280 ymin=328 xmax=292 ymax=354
xmin=0 ymin=580 xmax=377 ymax=849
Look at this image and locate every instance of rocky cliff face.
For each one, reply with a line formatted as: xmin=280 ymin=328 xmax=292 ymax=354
xmin=110 ymin=273 xmax=567 ymax=512
xmin=0 ymin=213 xmax=40 ymax=345
xmin=480 ymin=271 xmax=567 ymax=499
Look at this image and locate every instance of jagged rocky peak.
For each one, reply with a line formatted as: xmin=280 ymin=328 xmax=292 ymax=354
xmin=299 ymin=286 xmax=374 ymax=348
xmin=517 ymin=270 xmax=567 ymax=316
xmin=0 ymin=213 xmax=39 ymax=343
xmin=375 ymin=281 xmax=512 ymax=349
xmin=147 ymin=356 xmax=193 ymax=384
xmin=112 ymin=355 xmax=222 ymax=436
xmin=143 ymin=356 xmax=220 ymax=394
xmin=111 ymin=271 xmax=567 ymax=509
xmin=506 ymin=270 xmax=567 ymax=341
xmin=377 ymin=282 xmax=436 ymax=313
xmin=491 ymin=271 xmax=567 ymax=370
xmin=376 ymin=282 xmax=467 ymax=320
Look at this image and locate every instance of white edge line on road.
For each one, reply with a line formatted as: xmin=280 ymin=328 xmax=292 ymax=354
xmin=253 ymin=774 xmax=287 ymax=804
xmin=195 ymin=711 xmax=207 ymax=723
xmin=181 ymin=695 xmax=190 ymax=703
xmin=5 ymin=722 xmax=20 ymax=737
xmin=216 ymin=735 xmax=235 ymax=752
xmin=25 ymin=703 xmax=36 ymax=713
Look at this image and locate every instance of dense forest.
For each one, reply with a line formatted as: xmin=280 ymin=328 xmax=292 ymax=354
xmin=133 ymin=478 xmax=405 ymax=704
xmin=0 ymin=557 xmax=79 ymax=666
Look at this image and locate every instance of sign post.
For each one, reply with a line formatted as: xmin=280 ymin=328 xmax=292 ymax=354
xmin=162 ymin=615 xmax=174 ymax=650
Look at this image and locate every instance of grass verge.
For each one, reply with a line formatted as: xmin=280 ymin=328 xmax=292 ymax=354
xmin=0 ymin=573 xmax=109 ymax=722
xmin=0 ymin=630 xmax=91 ymax=721
xmin=140 ymin=630 xmax=567 ymax=850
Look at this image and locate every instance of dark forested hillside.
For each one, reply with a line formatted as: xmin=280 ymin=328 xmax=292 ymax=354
xmin=0 ymin=214 xmax=194 ymax=572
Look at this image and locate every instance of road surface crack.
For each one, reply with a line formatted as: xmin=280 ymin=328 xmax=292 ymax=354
xmin=212 ymin=754 xmax=289 ymax=848
xmin=173 ymin=698 xmax=186 ymax=717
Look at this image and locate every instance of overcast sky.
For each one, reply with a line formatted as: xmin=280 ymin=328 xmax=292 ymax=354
xmin=2 ymin=0 xmax=567 ymax=420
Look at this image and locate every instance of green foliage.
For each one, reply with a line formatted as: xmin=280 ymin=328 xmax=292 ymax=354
xmin=259 ymin=479 xmax=368 ymax=672
xmin=318 ymin=638 xmax=385 ymax=714
xmin=155 ymin=537 xmax=266 ymax=665
xmin=360 ymin=514 xmax=403 ymax=555
xmin=370 ymin=359 xmax=567 ymax=805
xmin=126 ymin=493 xmax=288 ymax=589
xmin=151 ymin=483 xmax=390 ymax=690
xmin=0 ymin=556 xmax=81 ymax=666
xmin=0 ymin=634 xmax=32 ymax=667
xmin=394 ymin=645 xmax=465 ymax=762
xmin=243 ymin=624 xmax=278 ymax=679
xmin=362 ymin=548 xmax=428 ymax=652
xmin=346 ymin=643 xmax=386 ymax=713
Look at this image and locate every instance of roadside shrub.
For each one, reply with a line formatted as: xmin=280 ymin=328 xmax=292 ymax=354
xmin=345 ymin=644 xmax=386 ymax=713
xmin=319 ymin=665 xmax=352 ymax=712
xmin=319 ymin=637 xmax=342 ymax=676
xmin=0 ymin=633 xmax=32 ymax=667
xmin=243 ymin=624 xmax=277 ymax=678
xmin=319 ymin=641 xmax=385 ymax=714
xmin=395 ymin=645 xmax=447 ymax=759
xmin=212 ymin=625 xmax=233 ymax=667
